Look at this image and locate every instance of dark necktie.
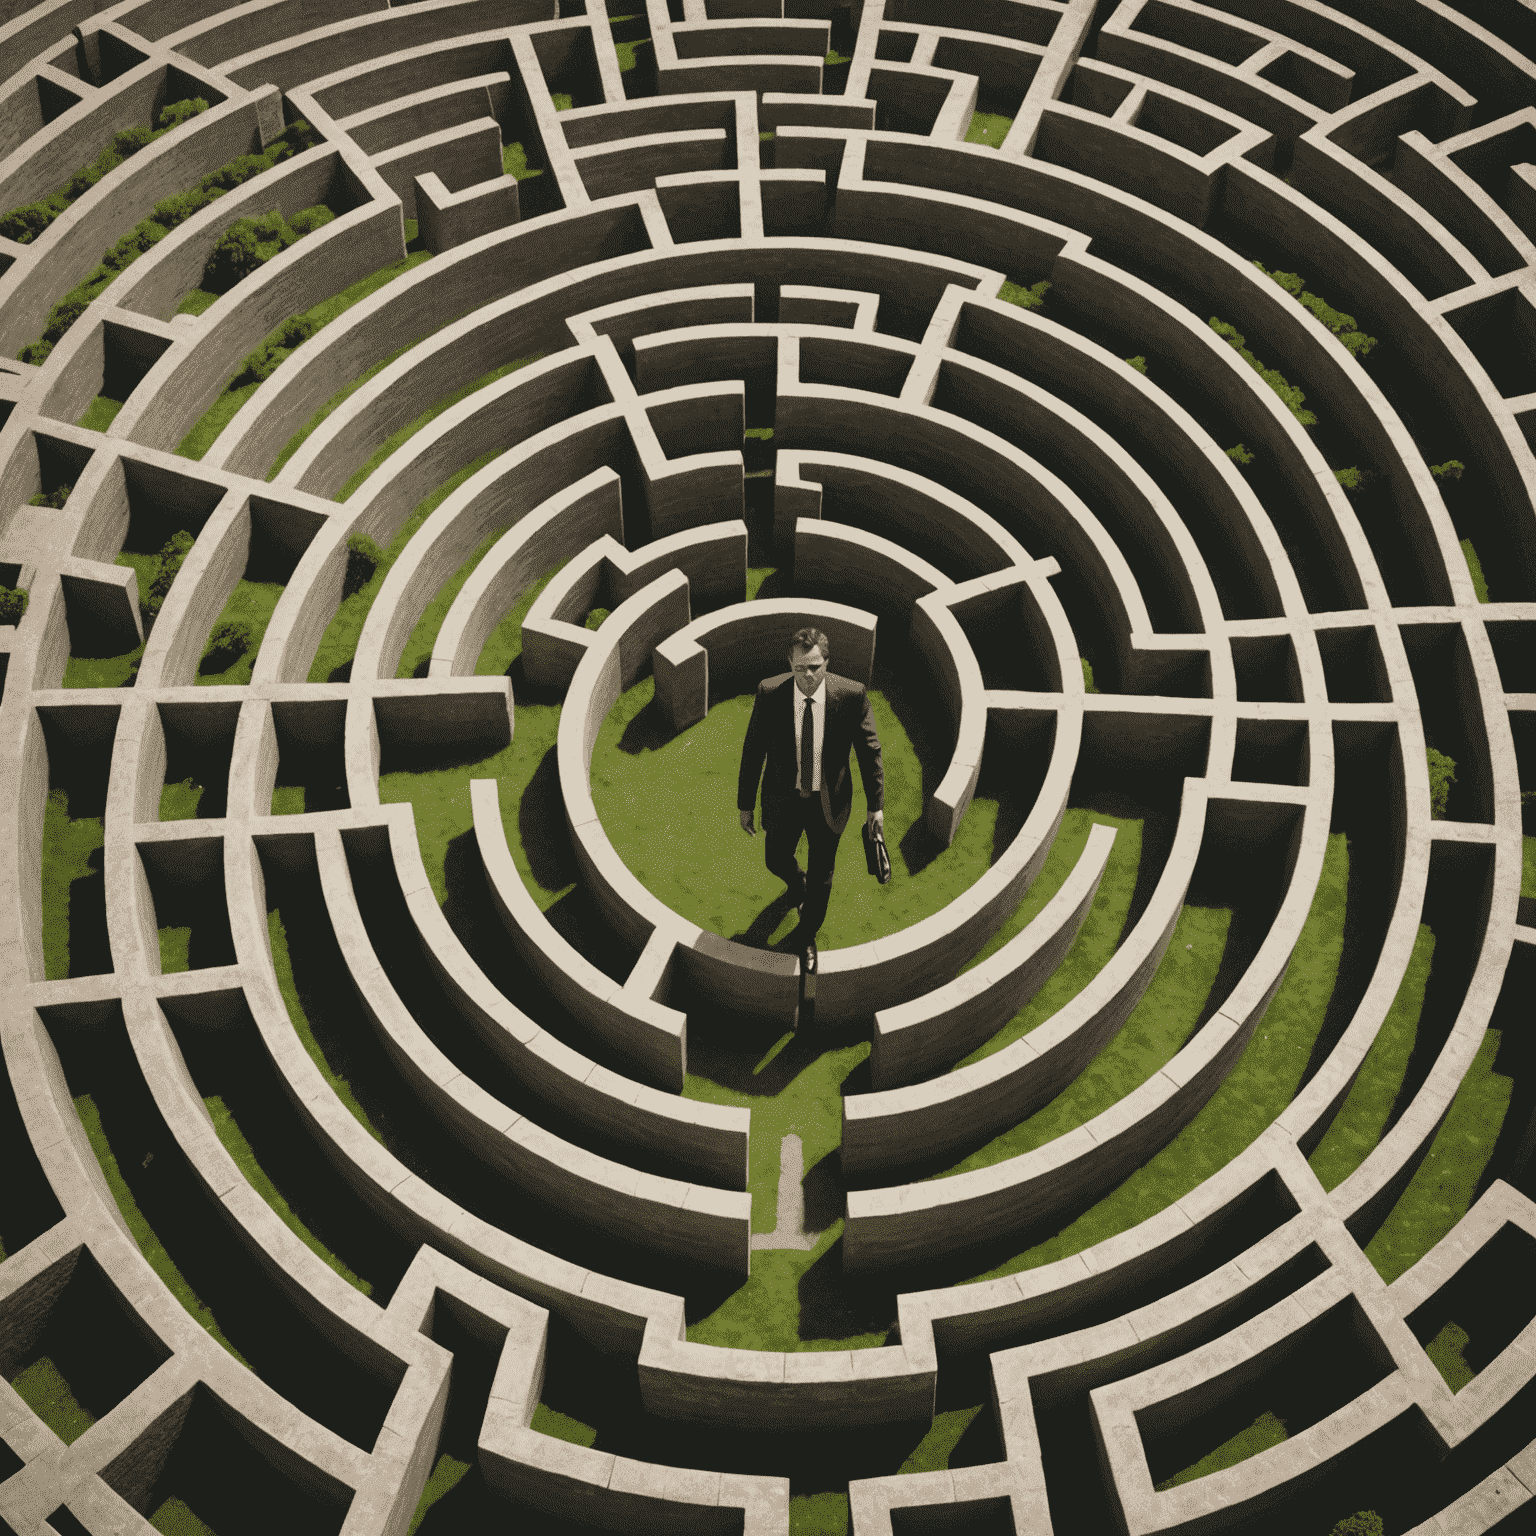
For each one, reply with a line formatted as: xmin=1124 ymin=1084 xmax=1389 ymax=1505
xmin=801 ymin=696 xmax=815 ymax=795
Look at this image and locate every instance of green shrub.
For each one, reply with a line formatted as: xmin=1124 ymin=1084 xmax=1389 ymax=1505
xmin=102 ymin=219 xmax=168 ymax=272
xmin=29 ymin=483 xmax=72 ymax=508
xmin=1427 ymin=747 xmax=1456 ymax=819
xmin=111 ymin=124 xmax=156 ymax=160
xmin=343 ymin=532 xmax=385 ymax=597
xmin=0 ymin=194 xmax=67 ymax=243
xmin=1255 ymin=262 xmax=1377 ymax=357
xmin=0 ymin=587 xmax=28 ymax=625
xmin=1125 ymin=354 xmax=1147 ymax=374
xmin=205 ymin=617 xmax=252 ymax=665
xmin=232 ymin=312 xmax=316 ymax=387
xmin=289 ymin=203 xmax=335 ymax=236
xmin=585 ymin=607 xmax=610 ymax=630
xmin=1226 ymin=443 xmax=1254 ymax=465
xmin=551 ymin=93 xmax=573 ymax=110
xmin=157 ymin=97 xmax=210 ymax=130
xmin=203 ymin=208 xmax=295 ymax=292
xmin=1430 ymin=459 xmax=1465 ymax=481
xmin=1080 ymin=657 xmax=1097 ymax=693
xmin=1209 ymin=318 xmax=1317 ymax=425
xmin=1329 ymin=1514 xmax=1383 ymax=1536
xmin=1335 ymin=466 xmax=1363 ymax=490
xmin=145 ymin=530 xmax=194 ymax=616
xmin=1000 ymin=278 xmax=1050 ymax=309
xmin=152 ymin=188 xmax=216 ymax=230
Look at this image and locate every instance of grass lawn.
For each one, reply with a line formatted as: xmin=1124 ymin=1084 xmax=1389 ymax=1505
xmin=1460 ymin=539 xmax=1489 ymax=602
xmin=1523 ymin=836 xmax=1536 ymax=899
xmin=939 ymin=902 xmax=1231 ymax=1177
xmin=956 ymin=811 xmax=1143 ymax=1067
xmin=194 ymin=578 xmax=284 ymax=685
xmin=40 ymin=787 xmax=105 ymax=979
xmin=970 ymin=832 xmax=1351 ymax=1281
xmin=160 ymin=778 xmax=205 ymax=820
xmin=63 ymin=641 xmax=144 ymax=688
xmin=1425 ymin=1319 xmax=1472 ymax=1393
xmin=1308 ymin=924 xmax=1434 ymax=1190
xmin=965 ymin=111 xmax=1012 ymax=148
xmin=77 ymin=395 xmax=124 ymax=432
xmin=589 ymin=677 xmax=1006 ymax=952
xmin=1364 ymin=1025 xmax=1513 ymax=1284
xmin=150 ymin=1497 xmax=216 ymax=1534
xmin=174 ymin=248 xmax=434 ymax=462
xmin=1155 ymin=1410 xmax=1288 ymax=1489
xmin=72 ymin=1093 xmax=244 ymax=1360
xmin=10 ymin=1356 xmax=94 ymax=1442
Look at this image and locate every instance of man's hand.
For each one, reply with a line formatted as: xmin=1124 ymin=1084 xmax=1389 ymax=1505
xmin=740 ymin=809 xmax=756 ymax=836
xmin=866 ymin=809 xmax=884 ymax=832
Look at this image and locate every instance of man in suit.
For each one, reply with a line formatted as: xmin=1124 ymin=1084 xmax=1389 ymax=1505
xmin=737 ymin=627 xmax=884 ymax=967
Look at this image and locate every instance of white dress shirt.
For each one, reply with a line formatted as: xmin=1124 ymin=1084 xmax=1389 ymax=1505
xmin=792 ymin=678 xmax=826 ymax=793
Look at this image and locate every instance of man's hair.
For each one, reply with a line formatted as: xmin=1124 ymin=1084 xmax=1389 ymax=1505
xmin=789 ymin=626 xmax=830 ymax=661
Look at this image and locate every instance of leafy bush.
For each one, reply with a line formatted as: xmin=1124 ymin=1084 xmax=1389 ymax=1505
xmin=1125 ymin=355 xmax=1147 ymax=374
xmin=145 ymin=530 xmax=194 ymax=616
xmin=1329 ymin=1514 xmax=1383 ymax=1536
xmin=1255 ymin=262 xmax=1378 ymax=357
xmin=1430 ymin=459 xmax=1465 ymax=481
xmin=1227 ymin=443 xmax=1255 ymax=465
xmin=205 ymin=617 xmax=252 ymax=665
xmin=203 ymin=208 xmax=295 ymax=292
xmin=289 ymin=203 xmax=335 ymax=236
xmin=1427 ymin=747 xmax=1457 ymax=819
xmin=585 ymin=607 xmax=610 ymax=631
xmin=232 ymin=313 xmax=316 ymax=387
xmin=1000 ymin=279 xmax=1050 ymax=309
xmin=343 ymin=532 xmax=385 ymax=597
xmin=1209 ymin=318 xmax=1317 ymax=426
xmin=1080 ymin=657 xmax=1097 ymax=693
xmin=1335 ymin=466 xmax=1363 ymax=490
xmin=28 ymin=483 xmax=72 ymax=508
xmin=0 ymin=587 xmax=28 ymax=625
xmin=102 ymin=220 xmax=168 ymax=273
xmin=157 ymin=97 xmax=209 ymax=130
xmin=0 ymin=99 xmax=207 ymax=247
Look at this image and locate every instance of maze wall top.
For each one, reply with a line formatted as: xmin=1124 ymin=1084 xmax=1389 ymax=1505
xmin=3 ymin=0 xmax=1536 ymax=1531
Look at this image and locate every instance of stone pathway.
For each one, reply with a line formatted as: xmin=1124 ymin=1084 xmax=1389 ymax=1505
xmin=749 ymin=1133 xmax=821 ymax=1251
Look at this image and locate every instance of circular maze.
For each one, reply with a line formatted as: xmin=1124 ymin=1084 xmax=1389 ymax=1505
xmin=3 ymin=0 xmax=1536 ymax=1530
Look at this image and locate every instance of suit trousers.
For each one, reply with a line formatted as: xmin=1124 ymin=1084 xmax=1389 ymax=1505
xmin=763 ymin=793 xmax=842 ymax=938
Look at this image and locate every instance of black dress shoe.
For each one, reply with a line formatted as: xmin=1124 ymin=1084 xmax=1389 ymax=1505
xmin=801 ymin=938 xmax=818 ymax=975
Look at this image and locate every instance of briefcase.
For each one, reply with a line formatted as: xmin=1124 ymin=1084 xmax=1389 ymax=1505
xmin=862 ymin=822 xmax=892 ymax=884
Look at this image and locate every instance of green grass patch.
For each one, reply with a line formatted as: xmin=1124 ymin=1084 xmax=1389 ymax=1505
xmin=957 ymin=812 xmax=1143 ymax=1066
xmin=940 ymin=903 xmax=1230 ymax=1178
xmin=965 ymin=111 xmax=1012 ymax=148
xmin=72 ymin=1093 xmax=244 ymax=1359
xmin=63 ymin=642 xmax=143 ymax=688
xmin=40 ymin=787 xmax=105 ymax=980
xmin=78 ymin=395 xmax=124 ymax=432
xmin=1308 ymin=924 xmax=1434 ymax=1191
xmin=502 ymin=141 xmax=543 ymax=179
xmin=338 ymin=351 xmax=543 ymax=504
xmin=974 ymin=832 xmax=1350 ymax=1281
xmin=688 ymin=1046 xmax=878 ymax=1349
xmin=175 ymin=287 xmax=219 ymax=317
xmin=1460 ymin=540 xmax=1489 ymax=602
xmin=204 ymin=1094 xmax=371 ymax=1294
xmin=1155 ymin=1410 xmax=1288 ymax=1489
xmin=174 ymin=249 xmax=432 ymax=462
xmin=10 ymin=1355 xmax=94 ymax=1442
xmin=150 ymin=1497 xmax=215 ymax=1535
xmin=999 ymin=279 xmax=1049 ymax=309
xmin=160 ymin=926 xmax=191 ymax=974
xmin=1525 ymin=836 xmax=1536 ymax=900
xmin=746 ymin=566 xmax=775 ymax=600
xmin=899 ymin=1405 xmax=983 ymax=1472
xmin=530 ymin=1403 xmax=598 ymax=1445
xmin=791 ymin=1493 xmax=849 ymax=1535
xmin=267 ymin=907 xmax=383 ymax=1142
xmin=408 ymin=1454 xmax=471 ymax=1533
xmin=1425 ymin=1319 xmax=1472 ymax=1393
xmin=195 ymin=579 xmax=284 ymax=685
xmin=1364 ymin=1025 xmax=1513 ymax=1284
xmin=160 ymin=777 xmax=205 ymax=821
xmin=591 ymin=677 xmax=1006 ymax=953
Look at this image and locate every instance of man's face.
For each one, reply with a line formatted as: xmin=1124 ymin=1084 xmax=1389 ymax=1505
xmin=790 ymin=645 xmax=826 ymax=697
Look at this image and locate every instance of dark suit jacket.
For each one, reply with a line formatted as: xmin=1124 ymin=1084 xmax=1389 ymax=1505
xmin=737 ymin=672 xmax=884 ymax=836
